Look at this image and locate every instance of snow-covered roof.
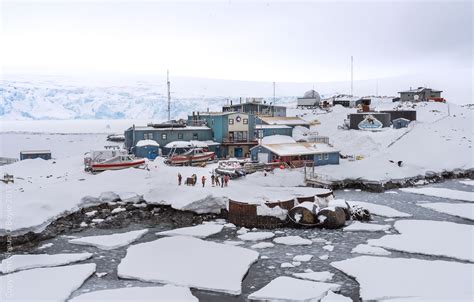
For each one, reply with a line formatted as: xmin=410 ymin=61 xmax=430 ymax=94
xmin=260 ymin=142 xmax=339 ymax=156
xmin=398 ymin=87 xmax=442 ymax=93
xmin=261 ymin=135 xmax=296 ymax=144
xmin=132 ymin=126 xmax=210 ymax=131
xmin=255 ymin=124 xmax=292 ymax=129
xmin=20 ymin=150 xmax=51 ymax=154
xmin=135 ymin=140 xmax=159 ymax=147
xmin=164 ymin=140 xmax=219 ymax=148
xmin=259 ymin=116 xmax=310 ymax=126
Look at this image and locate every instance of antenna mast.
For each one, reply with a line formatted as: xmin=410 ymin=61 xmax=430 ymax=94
xmin=273 ymin=81 xmax=276 ymax=104
xmin=350 ymin=56 xmax=353 ymax=97
xmin=167 ymin=70 xmax=171 ymax=121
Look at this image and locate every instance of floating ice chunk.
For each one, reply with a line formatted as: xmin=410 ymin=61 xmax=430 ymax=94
xmin=248 ymin=276 xmax=340 ymax=301
xmin=80 ymin=222 xmax=88 ymax=227
xmin=292 ymin=261 xmax=302 ymax=267
xmin=460 ymin=180 xmax=474 ymax=186
xmin=323 ymin=245 xmax=334 ymax=252
xmin=319 ymin=255 xmax=329 ymax=260
xmin=37 ymin=243 xmax=54 ymax=250
xmin=0 ymin=253 xmax=92 ymax=274
xmin=329 ymin=200 xmax=411 ymax=218
xmin=384 ymin=191 xmax=398 ymax=194
xmin=236 ymin=227 xmax=249 ymax=235
xmin=368 ymin=220 xmax=474 ymax=262
xmin=351 ymin=244 xmax=391 ymax=256
xmin=418 ymin=202 xmax=474 ymax=220
xmin=293 ymin=270 xmax=334 ymax=282
xmin=321 ymin=291 xmax=352 ymax=301
xmin=273 ymin=236 xmax=312 ymax=246
xmin=260 ymin=255 xmax=269 ymax=259
xmin=117 ymin=236 xmax=259 ymax=295
xmin=69 ymin=229 xmax=148 ymax=250
xmin=96 ymin=272 xmax=108 ymax=278
xmin=401 ymin=187 xmax=474 ymax=202
xmin=331 ymin=256 xmax=474 ymax=301
xmin=156 ymin=224 xmax=223 ymax=239
xmin=238 ymin=232 xmax=275 ymax=241
xmin=69 ymin=285 xmax=198 ymax=302
xmin=251 ymin=242 xmax=275 ymax=249
xmin=223 ymin=240 xmax=245 ymax=246
xmin=293 ymin=254 xmax=313 ymax=262
xmin=0 ymin=263 xmax=96 ymax=301
xmin=281 ymin=262 xmax=294 ymax=268
xmin=343 ymin=221 xmax=391 ymax=232
xmin=91 ymin=218 xmax=104 ymax=223
xmin=224 ymin=223 xmax=236 ymax=228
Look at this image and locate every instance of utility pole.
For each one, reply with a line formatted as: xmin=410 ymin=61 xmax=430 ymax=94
xmin=167 ymin=70 xmax=171 ymax=122
xmin=376 ymin=79 xmax=379 ymax=97
xmin=350 ymin=56 xmax=354 ymax=97
xmin=272 ymin=81 xmax=276 ymax=117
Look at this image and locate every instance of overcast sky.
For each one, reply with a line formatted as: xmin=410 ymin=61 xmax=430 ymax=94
xmin=2 ymin=0 xmax=472 ymax=84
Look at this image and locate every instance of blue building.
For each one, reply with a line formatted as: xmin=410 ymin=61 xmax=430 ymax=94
xmin=124 ymin=125 xmax=214 ymax=155
xmin=255 ymin=124 xmax=293 ymax=139
xmin=392 ymin=118 xmax=411 ymax=129
xmin=250 ymin=142 xmax=339 ymax=166
xmin=132 ymin=140 xmax=160 ymax=159
xmin=188 ymin=112 xmax=258 ymax=158
xmin=20 ymin=150 xmax=52 ymax=160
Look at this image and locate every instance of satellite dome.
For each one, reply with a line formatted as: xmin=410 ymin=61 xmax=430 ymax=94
xmin=303 ymin=90 xmax=321 ymax=99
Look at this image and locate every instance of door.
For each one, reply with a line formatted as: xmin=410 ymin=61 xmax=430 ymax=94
xmin=234 ymin=147 xmax=243 ymax=158
xmin=258 ymin=152 xmax=269 ymax=163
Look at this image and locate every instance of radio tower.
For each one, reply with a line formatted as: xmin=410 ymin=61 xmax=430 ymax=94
xmin=350 ymin=56 xmax=354 ymax=97
xmin=167 ymin=70 xmax=171 ymax=122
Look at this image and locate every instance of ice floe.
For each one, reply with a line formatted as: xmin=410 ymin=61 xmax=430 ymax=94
xmin=37 ymin=243 xmax=54 ymax=250
xmin=156 ymin=224 xmax=223 ymax=238
xmin=331 ymin=256 xmax=474 ymax=301
xmin=293 ymin=270 xmax=334 ymax=282
xmin=351 ymin=244 xmax=391 ymax=256
xmin=0 ymin=263 xmax=96 ymax=301
xmin=323 ymin=245 xmax=334 ymax=252
xmin=293 ymin=254 xmax=313 ymax=262
xmin=459 ymin=180 xmax=474 ymax=186
xmin=321 ymin=291 xmax=352 ymax=301
xmin=117 ymin=236 xmax=259 ymax=295
xmin=248 ymin=276 xmax=340 ymax=301
xmin=401 ymin=187 xmax=474 ymax=202
xmin=329 ymin=200 xmax=411 ymax=218
xmin=418 ymin=202 xmax=474 ymax=220
xmin=69 ymin=285 xmax=198 ymax=302
xmin=251 ymin=242 xmax=275 ymax=249
xmin=0 ymin=252 xmax=92 ymax=274
xmin=273 ymin=236 xmax=312 ymax=246
xmin=69 ymin=229 xmax=148 ymax=250
xmin=237 ymin=231 xmax=275 ymax=241
xmin=368 ymin=220 xmax=474 ymax=262
xmin=343 ymin=221 xmax=391 ymax=232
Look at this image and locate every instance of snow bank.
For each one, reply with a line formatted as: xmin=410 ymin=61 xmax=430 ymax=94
xmin=117 ymin=236 xmax=259 ymax=295
xmin=401 ymin=187 xmax=474 ymax=202
xmin=156 ymin=224 xmax=224 ymax=239
xmin=351 ymin=244 xmax=391 ymax=256
xmin=329 ymin=200 xmax=411 ymax=218
xmin=292 ymin=270 xmax=334 ymax=282
xmin=0 ymin=263 xmax=96 ymax=301
xmin=368 ymin=220 xmax=474 ymax=262
xmin=273 ymin=236 xmax=312 ymax=246
xmin=69 ymin=285 xmax=198 ymax=302
xmin=418 ymin=202 xmax=474 ymax=220
xmin=248 ymin=276 xmax=340 ymax=301
xmin=331 ymin=256 xmax=474 ymax=301
xmin=237 ymin=232 xmax=275 ymax=241
xmin=69 ymin=229 xmax=148 ymax=250
xmin=0 ymin=253 xmax=92 ymax=274
xmin=343 ymin=221 xmax=391 ymax=232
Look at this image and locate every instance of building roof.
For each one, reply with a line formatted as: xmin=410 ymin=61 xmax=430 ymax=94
xmin=20 ymin=150 xmax=51 ymax=154
xmin=302 ymin=89 xmax=320 ymax=99
xmin=255 ymin=124 xmax=292 ymax=129
xmin=257 ymin=142 xmax=339 ymax=156
xmin=259 ymin=116 xmax=310 ymax=126
xmin=398 ymin=87 xmax=443 ymax=93
xmin=393 ymin=118 xmax=411 ymax=122
xmin=223 ymin=103 xmax=286 ymax=109
xmin=192 ymin=111 xmax=234 ymax=116
xmin=136 ymin=140 xmax=160 ymax=147
xmin=130 ymin=125 xmax=211 ymax=131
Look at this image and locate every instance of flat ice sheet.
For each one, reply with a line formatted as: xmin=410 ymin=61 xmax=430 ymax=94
xmin=273 ymin=236 xmax=312 ymax=246
xmin=237 ymin=232 xmax=275 ymax=241
xmin=418 ymin=202 xmax=474 ymax=220
xmin=69 ymin=229 xmax=148 ymax=250
xmin=117 ymin=236 xmax=259 ymax=295
xmin=351 ymin=244 xmax=391 ymax=256
xmin=248 ymin=276 xmax=340 ymax=301
xmin=401 ymin=187 xmax=474 ymax=202
xmin=0 ymin=263 xmax=96 ymax=301
xmin=70 ymin=285 xmax=198 ymax=301
xmin=156 ymin=224 xmax=223 ymax=238
xmin=0 ymin=252 xmax=92 ymax=274
xmin=343 ymin=221 xmax=391 ymax=232
xmin=292 ymin=271 xmax=334 ymax=282
xmin=331 ymin=256 xmax=474 ymax=301
xmin=368 ymin=220 xmax=474 ymax=262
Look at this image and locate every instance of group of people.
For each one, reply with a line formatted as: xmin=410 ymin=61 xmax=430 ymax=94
xmin=178 ymin=172 xmax=229 ymax=188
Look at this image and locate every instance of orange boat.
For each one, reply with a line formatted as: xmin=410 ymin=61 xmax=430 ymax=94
xmin=166 ymin=148 xmax=215 ymax=166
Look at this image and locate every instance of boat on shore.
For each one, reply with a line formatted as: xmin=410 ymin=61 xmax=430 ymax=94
xmin=84 ymin=147 xmax=145 ymax=172
xmin=166 ymin=147 xmax=215 ymax=166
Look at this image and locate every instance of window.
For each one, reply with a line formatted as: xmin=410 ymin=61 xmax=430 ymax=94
xmin=161 ymin=133 xmax=167 ymax=140
xmin=193 ymin=133 xmax=198 ymax=140
xmin=324 ymin=153 xmax=329 ymax=160
xmin=257 ymin=130 xmax=263 ymax=139
xmin=243 ymin=118 xmax=248 ymax=124
xmin=144 ymin=132 xmax=153 ymax=140
xmin=178 ymin=133 xmax=183 ymax=139
xmin=318 ymin=154 xmax=323 ymax=160
xmin=229 ymin=118 xmax=234 ymax=125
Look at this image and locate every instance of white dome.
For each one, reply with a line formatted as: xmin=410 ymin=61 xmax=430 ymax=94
xmin=303 ymin=90 xmax=320 ymax=99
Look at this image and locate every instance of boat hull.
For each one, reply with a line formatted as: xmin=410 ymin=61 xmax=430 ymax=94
xmin=91 ymin=159 xmax=145 ymax=171
xmin=168 ymin=152 xmax=214 ymax=165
